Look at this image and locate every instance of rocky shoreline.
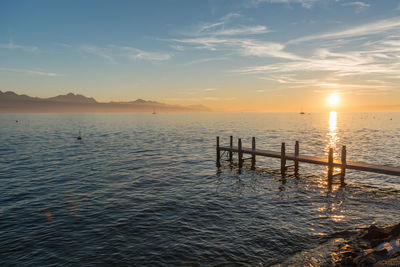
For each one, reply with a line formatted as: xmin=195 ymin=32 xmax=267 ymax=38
xmin=277 ymin=223 xmax=400 ymax=266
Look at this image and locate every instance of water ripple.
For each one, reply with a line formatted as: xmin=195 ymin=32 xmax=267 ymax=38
xmin=0 ymin=113 xmax=399 ymax=265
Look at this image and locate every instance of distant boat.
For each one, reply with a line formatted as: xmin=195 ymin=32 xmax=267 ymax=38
xmin=299 ymin=106 xmax=305 ymax=114
xmin=77 ymin=130 xmax=82 ymax=140
xmin=152 ymin=108 xmax=156 ymax=115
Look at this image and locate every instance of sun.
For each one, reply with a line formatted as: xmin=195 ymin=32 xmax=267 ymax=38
xmin=327 ymin=94 xmax=340 ymax=107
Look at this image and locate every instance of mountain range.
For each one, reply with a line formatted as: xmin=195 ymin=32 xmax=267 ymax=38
xmin=0 ymin=91 xmax=210 ymax=113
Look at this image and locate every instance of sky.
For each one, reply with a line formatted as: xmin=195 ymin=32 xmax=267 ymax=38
xmin=1 ymin=0 xmax=400 ymax=112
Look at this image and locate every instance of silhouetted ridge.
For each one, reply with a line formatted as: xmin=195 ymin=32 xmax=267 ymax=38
xmin=0 ymin=90 xmax=211 ymax=113
xmin=47 ymin=93 xmax=97 ymax=103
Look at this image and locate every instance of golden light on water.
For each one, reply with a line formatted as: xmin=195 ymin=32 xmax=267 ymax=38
xmin=327 ymin=94 xmax=340 ymax=107
xmin=328 ymin=111 xmax=339 ymax=147
xmin=329 ymin=111 xmax=337 ymax=133
xmin=326 ymin=111 xmax=341 ymax=189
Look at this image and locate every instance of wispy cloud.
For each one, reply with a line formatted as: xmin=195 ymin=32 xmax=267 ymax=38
xmin=80 ymin=45 xmax=171 ymax=63
xmin=172 ymin=37 xmax=301 ymax=60
xmin=80 ymin=45 xmax=116 ymax=63
xmin=231 ymin=29 xmax=400 ymax=96
xmin=183 ymin=56 xmax=231 ymax=66
xmin=169 ymin=44 xmax=185 ymax=51
xmin=201 ymin=25 xmax=269 ymax=36
xmin=185 ymin=12 xmax=269 ymax=37
xmin=168 ymin=13 xmax=302 ymax=61
xmin=170 ymin=37 xmax=229 ymax=50
xmin=342 ymin=1 xmax=371 ymax=13
xmin=239 ymin=40 xmax=303 ymax=60
xmin=0 ymin=41 xmax=38 ymax=52
xmin=288 ymin=17 xmax=400 ymax=44
xmin=0 ymin=67 xmax=60 ymax=77
xmin=250 ymin=0 xmax=319 ymax=9
xmin=204 ymin=88 xmax=217 ymax=91
xmin=123 ymin=47 xmax=171 ymax=62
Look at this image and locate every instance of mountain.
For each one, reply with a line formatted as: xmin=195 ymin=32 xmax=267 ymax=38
xmin=47 ymin=93 xmax=97 ymax=104
xmin=0 ymin=90 xmax=210 ymax=113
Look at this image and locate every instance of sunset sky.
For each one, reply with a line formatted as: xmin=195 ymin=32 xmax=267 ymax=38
xmin=1 ymin=0 xmax=400 ymax=112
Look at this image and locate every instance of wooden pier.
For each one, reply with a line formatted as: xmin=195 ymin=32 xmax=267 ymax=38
xmin=216 ymin=136 xmax=400 ymax=186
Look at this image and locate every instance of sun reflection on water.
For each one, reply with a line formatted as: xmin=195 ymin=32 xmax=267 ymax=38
xmin=317 ymin=111 xmax=342 ymax=191
xmin=327 ymin=111 xmax=339 ymax=149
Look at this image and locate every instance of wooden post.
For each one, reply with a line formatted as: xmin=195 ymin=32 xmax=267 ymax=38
xmin=328 ymin=147 xmax=333 ymax=185
xmin=281 ymin=142 xmax=286 ymax=173
xmin=229 ymin=135 xmax=233 ymax=162
xmin=251 ymin=137 xmax=256 ymax=169
xmin=340 ymin=145 xmax=346 ymax=186
xmin=216 ymin=136 xmax=221 ymax=167
xmin=294 ymin=141 xmax=299 ymax=175
xmin=238 ymin=138 xmax=243 ymax=169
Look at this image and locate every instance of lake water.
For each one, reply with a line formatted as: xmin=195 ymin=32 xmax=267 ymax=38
xmin=1 ymin=112 xmax=399 ymax=265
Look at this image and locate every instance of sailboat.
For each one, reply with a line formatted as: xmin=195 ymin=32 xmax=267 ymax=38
xmin=299 ymin=106 xmax=305 ymax=115
xmin=152 ymin=108 xmax=156 ymax=115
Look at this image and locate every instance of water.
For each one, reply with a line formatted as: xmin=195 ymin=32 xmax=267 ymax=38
xmin=0 ymin=112 xmax=399 ymax=265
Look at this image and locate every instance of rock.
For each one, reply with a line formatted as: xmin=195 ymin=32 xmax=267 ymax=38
xmin=362 ymin=225 xmax=390 ymax=241
xmin=373 ymin=255 xmax=400 ymax=267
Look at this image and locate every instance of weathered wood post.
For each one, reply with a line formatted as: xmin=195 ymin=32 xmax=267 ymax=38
xmin=238 ymin=138 xmax=243 ymax=169
xmin=251 ymin=137 xmax=256 ymax=169
xmin=294 ymin=141 xmax=299 ymax=175
xmin=281 ymin=142 xmax=286 ymax=173
xmin=216 ymin=136 xmax=221 ymax=167
xmin=229 ymin=135 xmax=233 ymax=162
xmin=340 ymin=145 xmax=346 ymax=186
xmin=328 ymin=147 xmax=333 ymax=185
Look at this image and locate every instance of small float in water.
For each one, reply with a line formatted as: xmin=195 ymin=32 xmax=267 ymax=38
xmin=77 ymin=130 xmax=82 ymax=140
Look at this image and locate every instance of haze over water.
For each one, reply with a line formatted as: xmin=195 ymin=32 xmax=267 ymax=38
xmin=1 ymin=112 xmax=399 ymax=265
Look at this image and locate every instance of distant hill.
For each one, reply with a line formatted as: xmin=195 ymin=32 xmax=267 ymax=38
xmin=0 ymin=91 xmax=210 ymax=113
xmin=47 ymin=93 xmax=97 ymax=104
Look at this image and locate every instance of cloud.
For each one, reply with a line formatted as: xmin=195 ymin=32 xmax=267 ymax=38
xmin=123 ymin=47 xmax=171 ymax=62
xmin=288 ymin=17 xmax=400 ymax=44
xmin=0 ymin=41 xmax=38 ymax=52
xmin=170 ymin=37 xmax=229 ymax=50
xmin=213 ymin=25 xmax=269 ymax=36
xmin=183 ymin=56 xmax=231 ymax=66
xmin=168 ymin=13 xmax=302 ymax=62
xmin=80 ymin=45 xmax=171 ymax=63
xmin=231 ymin=35 xmax=400 ymax=95
xmin=250 ymin=0 xmax=319 ymax=9
xmin=169 ymin=44 xmax=185 ymax=51
xmin=188 ymin=12 xmax=269 ymax=37
xmin=171 ymin=37 xmax=301 ymax=60
xmin=342 ymin=1 xmax=371 ymax=13
xmin=204 ymin=88 xmax=217 ymax=91
xmin=0 ymin=67 xmax=60 ymax=77
xmin=239 ymin=40 xmax=303 ymax=60
xmin=80 ymin=45 xmax=116 ymax=63
xmin=234 ymin=53 xmax=399 ymax=76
